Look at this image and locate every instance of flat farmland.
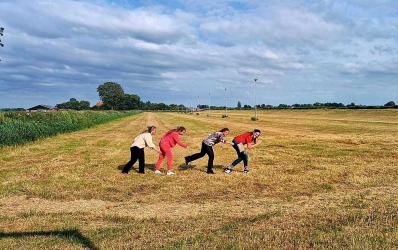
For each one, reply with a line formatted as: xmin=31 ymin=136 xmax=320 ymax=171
xmin=0 ymin=110 xmax=397 ymax=249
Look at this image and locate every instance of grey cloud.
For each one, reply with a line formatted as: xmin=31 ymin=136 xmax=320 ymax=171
xmin=0 ymin=0 xmax=398 ymax=108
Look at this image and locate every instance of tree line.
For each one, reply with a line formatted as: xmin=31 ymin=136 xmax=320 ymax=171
xmin=56 ymin=82 xmax=188 ymax=111
xmin=11 ymin=80 xmax=397 ymax=111
xmin=199 ymin=101 xmax=397 ymax=110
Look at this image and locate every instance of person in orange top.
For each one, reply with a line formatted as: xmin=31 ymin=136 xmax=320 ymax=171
xmin=224 ymin=129 xmax=261 ymax=174
xmin=155 ymin=126 xmax=188 ymax=176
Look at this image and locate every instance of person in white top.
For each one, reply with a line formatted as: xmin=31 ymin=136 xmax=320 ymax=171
xmin=122 ymin=126 xmax=160 ymax=174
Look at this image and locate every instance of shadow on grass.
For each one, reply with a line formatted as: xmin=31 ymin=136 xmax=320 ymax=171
xmin=0 ymin=229 xmax=98 ymax=250
xmin=178 ymin=164 xmax=226 ymax=172
xmin=117 ymin=164 xmax=157 ymax=172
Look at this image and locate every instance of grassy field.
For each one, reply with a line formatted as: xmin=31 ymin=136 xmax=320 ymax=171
xmin=0 ymin=110 xmax=397 ymax=249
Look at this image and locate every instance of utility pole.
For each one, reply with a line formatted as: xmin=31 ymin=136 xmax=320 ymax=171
xmin=196 ymin=96 xmax=200 ymax=112
xmin=208 ymin=90 xmax=211 ymax=117
xmin=224 ymin=88 xmax=228 ymax=117
xmin=254 ymin=78 xmax=258 ymax=120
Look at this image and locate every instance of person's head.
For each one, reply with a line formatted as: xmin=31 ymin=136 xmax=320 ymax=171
xmin=147 ymin=126 xmax=157 ymax=135
xmin=252 ymin=129 xmax=261 ymax=143
xmin=253 ymin=129 xmax=261 ymax=138
xmin=176 ymin=126 xmax=187 ymax=135
xmin=220 ymin=128 xmax=230 ymax=136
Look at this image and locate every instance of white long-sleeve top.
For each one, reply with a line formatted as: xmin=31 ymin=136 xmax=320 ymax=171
xmin=131 ymin=132 xmax=156 ymax=149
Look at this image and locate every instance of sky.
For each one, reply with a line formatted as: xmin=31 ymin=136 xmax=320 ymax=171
xmin=0 ymin=0 xmax=397 ymax=108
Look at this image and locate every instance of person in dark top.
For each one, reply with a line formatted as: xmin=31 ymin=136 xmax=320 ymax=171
xmin=185 ymin=128 xmax=231 ymax=174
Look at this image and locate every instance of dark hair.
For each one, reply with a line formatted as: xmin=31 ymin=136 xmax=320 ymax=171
xmin=252 ymin=129 xmax=261 ymax=144
xmin=166 ymin=126 xmax=186 ymax=135
xmin=143 ymin=126 xmax=156 ymax=133
xmin=220 ymin=128 xmax=229 ymax=133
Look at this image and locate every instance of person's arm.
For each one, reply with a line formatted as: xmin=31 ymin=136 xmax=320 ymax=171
xmin=247 ymin=140 xmax=262 ymax=149
xmin=173 ymin=133 xmax=188 ymax=148
xmin=145 ymin=134 xmax=161 ymax=153
xmin=221 ymin=137 xmax=234 ymax=145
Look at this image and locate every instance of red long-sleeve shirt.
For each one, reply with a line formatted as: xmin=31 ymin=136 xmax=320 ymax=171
xmin=160 ymin=131 xmax=187 ymax=148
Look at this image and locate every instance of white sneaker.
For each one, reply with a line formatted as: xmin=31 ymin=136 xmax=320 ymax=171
xmin=155 ymin=170 xmax=162 ymax=175
xmin=224 ymin=168 xmax=231 ymax=174
xmin=166 ymin=171 xmax=175 ymax=176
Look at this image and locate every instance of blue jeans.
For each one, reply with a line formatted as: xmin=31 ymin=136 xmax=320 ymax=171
xmin=229 ymin=141 xmax=248 ymax=169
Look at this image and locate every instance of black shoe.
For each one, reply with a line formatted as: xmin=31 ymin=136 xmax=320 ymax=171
xmin=185 ymin=157 xmax=190 ymax=166
xmin=207 ymin=169 xmax=215 ymax=174
xmin=122 ymin=171 xmax=128 ymax=174
xmin=138 ymin=171 xmax=145 ymax=174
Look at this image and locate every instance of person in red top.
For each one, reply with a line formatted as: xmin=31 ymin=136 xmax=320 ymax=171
xmin=224 ymin=129 xmax=261 ymax=174
xmin=155 ymin=126 xmax=188 ymax=176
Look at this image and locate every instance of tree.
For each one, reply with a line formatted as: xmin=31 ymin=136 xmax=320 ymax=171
xmin=97 ymin=82 xmax=125 ymax=110
xmin=278 ymin=104 xmax=289 ymax=109
xmin=384 ymin=101 xmax=396 ymax=107
xmin=347 ymin=102 xmax=356 ymax=107
xmin=121 ymin=94 xmax=141 ymax=110
xmin=237 ymin=101 xmax=242 ymax=109
xmin=56 ymin=98 xmax=90 ymax=110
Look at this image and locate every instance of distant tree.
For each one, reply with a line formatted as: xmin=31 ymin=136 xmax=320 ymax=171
xmin=243 ymin=104 xmax=252 ymax=109
xmin=121 ymin=94 xmax=141 ymax=110
xmin=278 ymin=104 xmax=289 ymax=109
xmin=197 ymin=104 xmax=209 ymax=109
xmin=347 ymin=102 xmax=356 ymax=108
xmin=97 ymin=82 xmax=125 ymax=110
xmin=56 ymin=99 xmax=90 ymax=110
xmin=384 ymin=101 xmax=396 ymax=107
xmin=237 ymin=101 xmax=242 ymax=109
xmin=79 ymin=101 xmax=90 ymax=110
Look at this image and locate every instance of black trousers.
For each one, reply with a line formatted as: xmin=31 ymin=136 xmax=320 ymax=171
xmin=186 ymin=142 xmax=214 ymax=170
xmin=122 ymin=146 xmax=145 ymax=173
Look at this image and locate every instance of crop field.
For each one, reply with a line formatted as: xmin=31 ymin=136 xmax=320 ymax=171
xmin=0 ymin=110 xmax=397 ymax=249
xmin=0 ymin=111 xmax=140 ymax=147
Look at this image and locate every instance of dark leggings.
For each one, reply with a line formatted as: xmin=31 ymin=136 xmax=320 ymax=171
xmin=185 ymin=142 xmax=214 ymax=170
xmin=122 ymin=146 xmax=145 ymax=173
xmin=230 ymin=142 xmax=248 ymax=168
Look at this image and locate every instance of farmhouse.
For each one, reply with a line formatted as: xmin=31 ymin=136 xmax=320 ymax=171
xmin=95 ymin=101 xmax=104 ymax=108
xmin=28 ymin=105 xmax=58 ymax=112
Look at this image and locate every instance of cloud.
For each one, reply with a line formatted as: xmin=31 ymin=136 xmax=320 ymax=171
xmin=0 ymin=0 xmax=397 ymax=108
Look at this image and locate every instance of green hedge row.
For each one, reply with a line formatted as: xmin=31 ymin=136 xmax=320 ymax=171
xmin=0 ymin=111 xmax=140 ymax=147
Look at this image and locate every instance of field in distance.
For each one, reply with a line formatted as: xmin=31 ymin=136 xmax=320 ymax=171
xmin=0 ymin=110 xmax=397 ymax=249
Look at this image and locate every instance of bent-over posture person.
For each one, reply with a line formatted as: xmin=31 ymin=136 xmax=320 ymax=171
xmin=122 ymin=126 xmax=159 ymax=174
xmin=185 ymin=128 xmax=231 ymax=174
xmin=224 ymin=129 xmax=261 ymax=174
xmin=155 ymin=126 xmax=188 ymax=176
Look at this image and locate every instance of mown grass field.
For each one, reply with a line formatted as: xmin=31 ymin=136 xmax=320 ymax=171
xmin=0 ymin=110 xmax=397 ymax=249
